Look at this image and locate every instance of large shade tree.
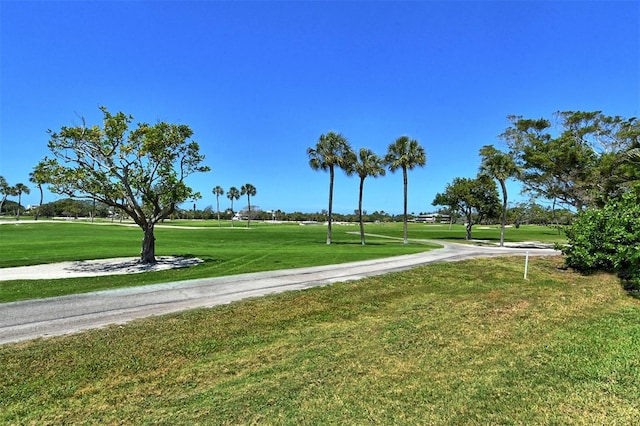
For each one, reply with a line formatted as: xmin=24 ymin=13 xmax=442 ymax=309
xmin=307 ymin=132 xmax=354 ymax=244
xmin=502 ymin=111 xmax=640 ymax=210
xmin=240 ymin=183 xmax=257 ymax=228
xmin=226 ymin=186 xmax=240 ymax=227
xmin=212 ymin=185 xmax=224 ymax=227
xmin=433 ymin=175 xmax=501 ymax=241
xmin=352 ymin=148 xmax=386 ymax=245
xmin=41 ymin=107 xmax=210 ymax=263
xmin=479 ymin=144 xmax=520 ymax=247
xmin=385 ymin=136 xmax=426 ymax=244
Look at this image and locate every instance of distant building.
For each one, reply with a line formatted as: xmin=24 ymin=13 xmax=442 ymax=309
xmin=416 ymin=213 xmax=450 ymax=223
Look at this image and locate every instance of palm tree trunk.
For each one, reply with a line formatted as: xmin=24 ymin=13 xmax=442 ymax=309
xmin=499 ymin=179 xmax=508 ymax=247
xmin=327 ymin=166 xmax=334 ymax=245
xmin=247 ymin=195 xmax=251 ymax=228
xmin=16 ymin=193 xmax=21 ymax=221
xmin=216 ymin=197 xmax=220 ymax=227
xmin=36 ymin=185 xmax=43 ymax=221
xmin=402 ymin=167 xmax=408 ymax=244
xmin=359 ymin=177 xmax=365 ymax=245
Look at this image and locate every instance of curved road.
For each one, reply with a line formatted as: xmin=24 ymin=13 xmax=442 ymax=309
xmin=0 ymin=241 xmax=559 ymax=345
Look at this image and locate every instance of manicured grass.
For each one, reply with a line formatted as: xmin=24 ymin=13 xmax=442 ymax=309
xmin=0 ymin=221 xmax=439 ymax=302
xmin=159 ymin=219 xmax=566 ymax=244
xmin=1 ymin=256 xmax=637 ymax=424
xmin=0 ymin=220 xmax=565 ymax=302
xmin=394 ymin=222 xmax=566 ymax=243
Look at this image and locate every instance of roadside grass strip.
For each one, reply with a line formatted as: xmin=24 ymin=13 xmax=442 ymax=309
xmin=1 ymin=256 xmax=638 ymax=424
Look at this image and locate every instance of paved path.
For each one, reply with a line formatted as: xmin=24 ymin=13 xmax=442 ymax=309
xmin=0 ymin=241 xmax=559 ymax=345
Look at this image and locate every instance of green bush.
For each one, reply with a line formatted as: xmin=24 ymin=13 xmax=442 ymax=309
xmin=561 ymin=192 xmax=640 ymax=289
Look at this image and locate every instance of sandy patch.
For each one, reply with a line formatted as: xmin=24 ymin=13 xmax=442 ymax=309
xmin=0 ymin=256 xmax=203 ymax=281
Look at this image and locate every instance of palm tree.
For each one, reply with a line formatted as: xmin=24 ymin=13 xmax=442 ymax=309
xmin=353 ymin=148 xmax=386 ymax=245
xmin=479 ymin=144 xmax=520 ymax=247
xmin=14 ymin=183 xmax=30 ymax=221
xmin=226 ymin=186 xmax=240 ymax=227
xmin=0 ymin=176 xmax=10 ymax=216
xmin=29 ymin=165 xmax=47 ymax=221
xmin=212 ymin=185 xmax=224 ymax=227
xmin=385 ymin=136 xmax=426 ymax=244
xmin=240 ymin=183 xmax=257 ymax=228
xmin=307 ymin=132 xmax=354 ymax=244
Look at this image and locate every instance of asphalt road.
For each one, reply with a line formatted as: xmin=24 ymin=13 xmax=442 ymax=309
xmin=0 ymin=241 xmax=559 ymax=345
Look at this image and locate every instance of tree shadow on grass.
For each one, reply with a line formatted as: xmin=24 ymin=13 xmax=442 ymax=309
xmin=328 ymin=241 xmax=388 ymax=246
xmin=67 ymin=256 xmax=204 ymax=274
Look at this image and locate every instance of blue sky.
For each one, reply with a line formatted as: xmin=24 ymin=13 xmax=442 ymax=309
xmin=1 ymin=1 xmax=638 ymax=215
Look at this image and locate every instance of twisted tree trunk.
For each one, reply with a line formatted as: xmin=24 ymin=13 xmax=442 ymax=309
xmin=141 ymin=224 xmax=156 ymax=264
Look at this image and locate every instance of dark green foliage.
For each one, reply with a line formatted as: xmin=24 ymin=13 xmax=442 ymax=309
xmin=502 ymin=111 xmax=640 ymax=211
xmin=561 ymin=191 xmax=640 ymax=289
xmin=432 ymin=174 xmax=501 ymax=240
xmin=36 ymin=198 xmax=110 ymax=218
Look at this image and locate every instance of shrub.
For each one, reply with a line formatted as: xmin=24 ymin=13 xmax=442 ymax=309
xmin=561 ymin=192 xmax=640 ymax=289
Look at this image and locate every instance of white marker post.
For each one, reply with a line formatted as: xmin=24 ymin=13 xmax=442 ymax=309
xmin=524 ymin=251 xmax=529 ymax=280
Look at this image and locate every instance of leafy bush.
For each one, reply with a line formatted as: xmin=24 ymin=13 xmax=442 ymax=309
xmin=560 ymin=192 xmax=640 ymax=289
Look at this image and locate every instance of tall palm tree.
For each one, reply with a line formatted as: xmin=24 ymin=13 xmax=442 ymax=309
xmin=29 ymin=165 xmax=47 ymax=221
xmin=307 ymin=132 xmax=354 ymax=244
xmin=212 ymin=185 xmax=224 ymax=227
xmin=14 ymin=183 xmax=30 ymax=221
xmin=479 ymin=144 xmax=520 ymax=247
xmin=226 ymin=186 xmax=240 ymax=228
xmin=353 ymin=148 xmax=386 ymax=245
xmin=240 ymin=183 xmax=257 ymax=228
xmin=385 ymin=136 xmax=426 ymax=244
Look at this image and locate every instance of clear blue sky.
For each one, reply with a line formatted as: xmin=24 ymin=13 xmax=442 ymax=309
xmin=1 ymin=1 xmax=638 ymax=215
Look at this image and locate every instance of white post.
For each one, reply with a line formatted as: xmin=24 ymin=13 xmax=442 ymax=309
xmin=524 ymin=251 xmax=529 ymax=280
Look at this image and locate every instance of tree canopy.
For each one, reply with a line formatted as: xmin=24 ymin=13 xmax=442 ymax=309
xmin=433 ymin=175 xmax=500 ymax=241
xmin=501 ymin=111 xmax=640 ymax=210
xmin=41 ymin=106 xmax=210 ymax=263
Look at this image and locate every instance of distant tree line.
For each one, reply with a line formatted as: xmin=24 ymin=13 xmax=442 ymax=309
xmin=0 ymin=176 xmax=31 ymax=220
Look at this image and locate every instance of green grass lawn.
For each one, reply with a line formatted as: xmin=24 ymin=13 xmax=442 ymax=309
xmin=0 ymin=221 xmax=440 ymax=302
xmin=1 ymin=256 xmax=638 ymax=424
xmin=0 ymin=220 xmax=564 ymax=302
